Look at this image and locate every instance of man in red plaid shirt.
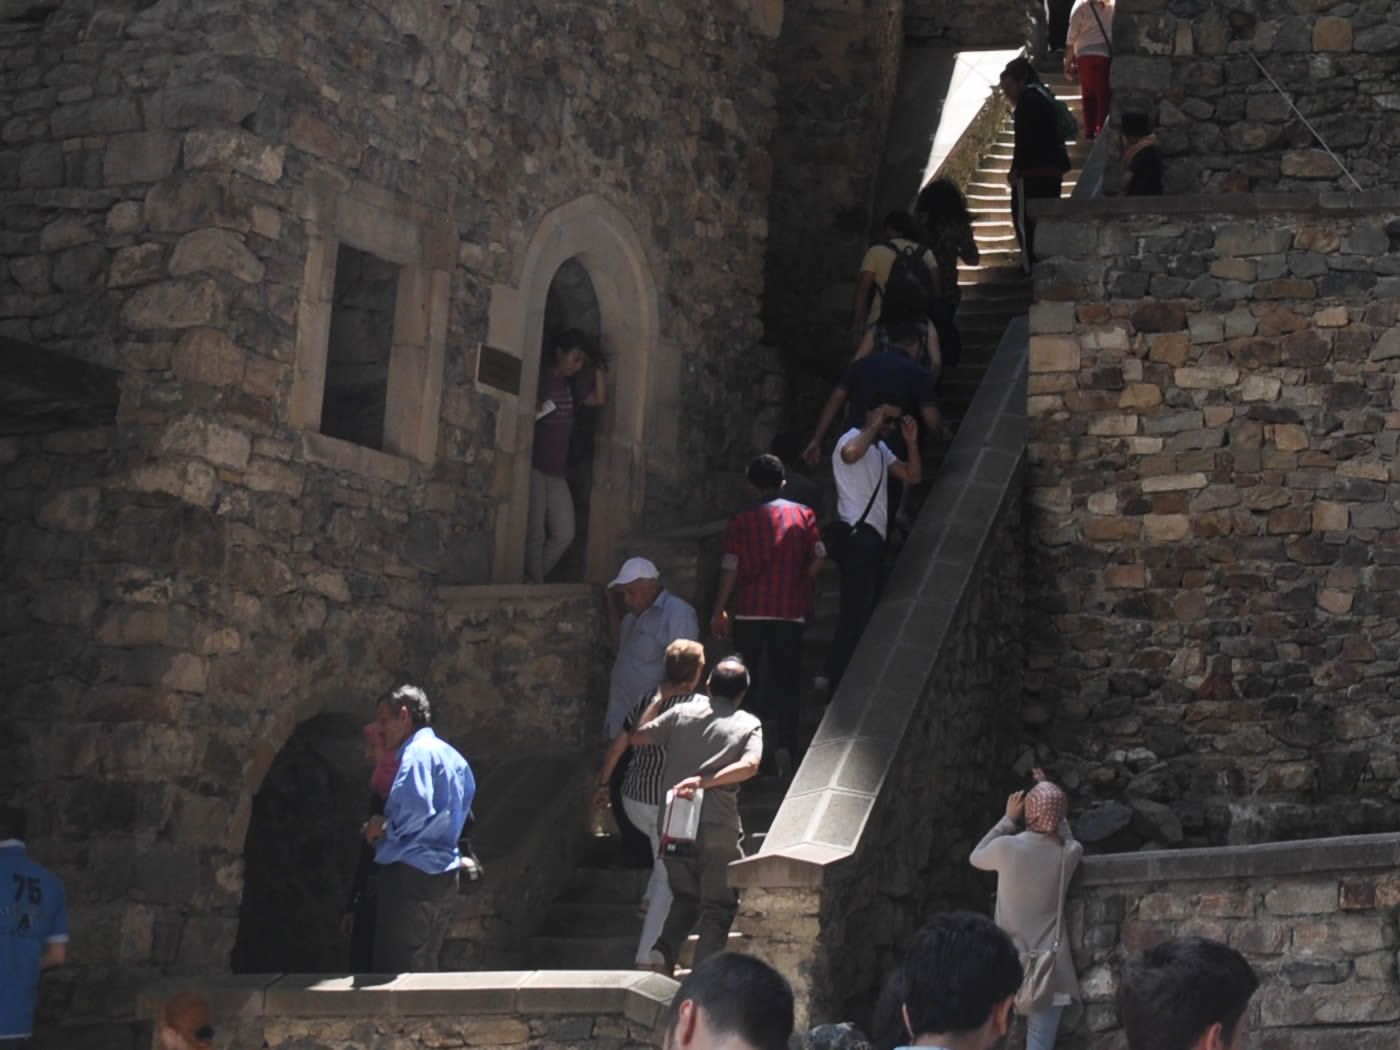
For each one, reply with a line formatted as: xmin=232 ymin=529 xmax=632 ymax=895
xmin=710 ymin=454 xmax=825 ymax=779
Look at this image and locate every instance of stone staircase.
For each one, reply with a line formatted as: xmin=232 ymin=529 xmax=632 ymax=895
xmin=521 ymin=61 xmax=1090 ymax=978
xmin=937 ymin=66 xmax=1090 ymax=424
xmin=526 ymin=775 xmax=788 ymax=970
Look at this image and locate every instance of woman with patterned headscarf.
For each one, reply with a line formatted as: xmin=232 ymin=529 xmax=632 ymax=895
xmin=970 ymin=767 xmax=1082 ymax=1050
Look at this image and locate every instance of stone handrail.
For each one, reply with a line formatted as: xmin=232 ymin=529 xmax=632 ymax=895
xmin=731 ymin=315 xmax=1030 ymax=892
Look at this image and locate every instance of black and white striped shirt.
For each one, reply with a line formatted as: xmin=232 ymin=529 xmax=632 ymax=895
xmin=622 ymin=689 xmax=699 ymax=806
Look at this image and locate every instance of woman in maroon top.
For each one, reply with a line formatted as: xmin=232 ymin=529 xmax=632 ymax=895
xmin=527 ymin=329 xmax=606 ymax=582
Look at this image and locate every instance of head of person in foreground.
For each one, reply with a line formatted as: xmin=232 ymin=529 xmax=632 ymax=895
xmin=662 ymin=951 xmax=794 ymax=1050
xmin=1119 ymin=936 xmax=1259 ymax=1050
xmin=899 ymin=911 xmax=1023 ymax=1050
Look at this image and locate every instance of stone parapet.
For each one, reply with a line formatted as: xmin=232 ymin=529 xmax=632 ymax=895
xmin=1062 ymin=833 xmax=1400 ymax=1048
xmin=1025 ymin=199 xmax=1400 ymax=845
xmin=733 ymin=316 xmax=1031 ymax=1025
xmin=123 ymin=971 xmax=676 ymax=1050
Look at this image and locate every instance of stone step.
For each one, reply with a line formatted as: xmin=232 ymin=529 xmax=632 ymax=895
xmin=529 ymin=929 xmax=744 ymax=971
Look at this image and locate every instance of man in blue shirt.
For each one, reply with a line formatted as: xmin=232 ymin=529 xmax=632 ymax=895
xmin=0 ymin=806 xmax=68 ymax=1042
xmin=364 ymin=685 xmax=474 ymax=972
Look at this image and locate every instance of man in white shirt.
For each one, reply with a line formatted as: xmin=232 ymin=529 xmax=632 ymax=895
xmin=823 ymin=397 xmax=920 ymax=690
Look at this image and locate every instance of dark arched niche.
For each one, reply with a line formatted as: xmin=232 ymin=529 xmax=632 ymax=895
xmin=230 ymin=712 xmax=371 ymax=973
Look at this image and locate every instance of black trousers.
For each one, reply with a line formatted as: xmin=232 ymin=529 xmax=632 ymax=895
xmin=373 ymin=861 xmax=458 ymax=972
xmin=656 ymin=823 xmax=744 ymax=970
xmin=1046 ymin=0 xmax=1072 ymax=49
xmin=732 ymin=618 xmax=805 ymax=759
xmin=1011 ymin=175 xmax=1064 ymax=269
xmin=825 ymin=525 xmax=886 ymax=688
xmin=609 ymin=749 xmax=655 ymax=864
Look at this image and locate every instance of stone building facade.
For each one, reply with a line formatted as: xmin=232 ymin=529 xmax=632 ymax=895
xmin=1025 ymin=194 xmax=1400 ymax=847
xmin=1112 ymin=0 xmax=1400 ymax=193
xmin=1 ymin=0 xmax=782 ymax=1032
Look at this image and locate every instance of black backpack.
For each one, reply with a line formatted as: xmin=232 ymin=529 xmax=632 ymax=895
xmin=879 ymin=241 xmax=938 ymax=321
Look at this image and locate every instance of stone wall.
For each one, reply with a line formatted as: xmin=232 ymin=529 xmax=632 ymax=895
xmin=733 ymin=318 xmax=1030 ymax=1028
xmin=762 ymin=0 xmax=905 ymax=381
xmin=108 ymin=972 xmax=676 ymax=1050
xmin=1025 ymin=194 xmax=1400 ymax=847
xmin=1 ymin=0 xmax=780 ymax=1034
xmin=1061 ymin=833 xmax=1400 ymax=1050
xmin=905 ymin=0 xmax=1040 ymax=49
xmin=1113 ymin=0 xmax=1400 ymax=193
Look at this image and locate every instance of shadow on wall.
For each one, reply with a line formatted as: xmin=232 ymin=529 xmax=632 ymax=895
xmin=231 ymin=712 xmax=370 ymax=974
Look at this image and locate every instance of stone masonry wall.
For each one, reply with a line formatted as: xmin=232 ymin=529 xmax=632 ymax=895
xmin=905 ymin=0 xmax=1040 ymax=49
xmin=763 ymin=0 xmax=905 ymax=381
xmin=1 ymin=0 xmax=777 ymax=1035
xmin=1061 ymin=835 xmax=1400 ymax=1050
xmin=1025 ymin=195 xmax=1400 ymax=848
xmin=1113 ymin=0 xmax=1400 ymax=193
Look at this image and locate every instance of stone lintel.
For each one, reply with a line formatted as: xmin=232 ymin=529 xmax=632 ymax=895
xmin=728 ymin=850 xmax=836 ymax=889
xmin=1079 ymin=832 xmax=1400 ymax=888
xmin=1029 ymin=190 xmax=1400 ymax=220
xmin=139 ymin=970 xmax=675 ymax=1020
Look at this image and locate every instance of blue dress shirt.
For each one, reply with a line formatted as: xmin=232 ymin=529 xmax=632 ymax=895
xmin=374 ymin=728 xmax=475 ymax=876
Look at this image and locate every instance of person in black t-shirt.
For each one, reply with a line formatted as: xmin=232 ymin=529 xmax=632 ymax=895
xmin=1000 ymin=58 xmax=1071 ymax=272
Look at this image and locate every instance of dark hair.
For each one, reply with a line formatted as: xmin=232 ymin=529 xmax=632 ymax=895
xmin=901 ymin=912 xmax=1023 ymax=1038
xmin=771 ymin=431 xmax=804 ymax=465
xmin=548 ymin=327 xmax=608 ymax=368
xmin=885 ymin=322 xmax=925 ymax=350
xmin=1001 ymin=57 xmax=1040 ymax=85
xmin=0 ymin=805 xmax=27 ymax=841
xmin=708 ymin=658 xmax=751 ymax=703
xmin=664 ymin=639 xmax=706 ymax=685
xmin=666 ymin=951 xmax=794 ymax=1050
xmin=747 ymin=453 xmax=786 ymax=494
xmin=1122 ymin=110 xmax=1152 ymax=138
xmin=871 ymin=390 xmax=905 ymax=417
xmin=916 ymin=177 xmax=973 ymax=227
xmin=883 ymin=209 xmax=922 ymax=241
xmin=379 ymin=684 xmax=432 ymax=728
xmin=1120 ymin=937 xmax=1259 ymax=1050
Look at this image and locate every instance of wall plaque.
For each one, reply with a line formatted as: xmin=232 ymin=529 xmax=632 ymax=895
xmin=476 ymin=343 xmax=522 ymax=396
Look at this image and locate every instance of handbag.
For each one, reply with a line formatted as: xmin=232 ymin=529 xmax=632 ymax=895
xmin=1014 ymin=845 xmax=1067 ymax=1015
xmin=820 ymin=454 xmax=885 ymax=564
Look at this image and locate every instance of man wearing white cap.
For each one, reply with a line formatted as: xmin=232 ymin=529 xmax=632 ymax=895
xmin=603 ymin=557 xmax=699 ymax=863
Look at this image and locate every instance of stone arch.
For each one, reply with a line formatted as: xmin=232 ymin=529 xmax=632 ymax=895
xmin=485 ymin=194 xmax=670 ymax=584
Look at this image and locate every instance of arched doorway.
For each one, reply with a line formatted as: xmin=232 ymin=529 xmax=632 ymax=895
xmin=538 ymin=258 xmax=603 ymax=583
xmin=485 ymin=195 xmax=672 ymax=584
xmin=230 ymin=712 xmax=370 ymax=974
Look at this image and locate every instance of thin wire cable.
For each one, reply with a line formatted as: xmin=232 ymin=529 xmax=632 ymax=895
xmin=1246 ymin=48 xmax=1362 ymax=191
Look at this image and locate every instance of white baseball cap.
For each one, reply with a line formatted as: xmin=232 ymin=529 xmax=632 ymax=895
xmin=608 ymin=557 xmax=660 ymax=588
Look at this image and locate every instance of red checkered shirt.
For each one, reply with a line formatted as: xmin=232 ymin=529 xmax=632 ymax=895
xmin=721 ymin=498 xmax=823 ymax=621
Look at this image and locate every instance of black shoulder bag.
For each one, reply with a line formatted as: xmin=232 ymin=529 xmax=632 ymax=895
xmin=820 ymin=457 xmax=885 ymax=565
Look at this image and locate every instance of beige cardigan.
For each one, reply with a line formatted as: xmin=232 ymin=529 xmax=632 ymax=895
xmin=970 ymin=816 xmax=1083 ymax=1009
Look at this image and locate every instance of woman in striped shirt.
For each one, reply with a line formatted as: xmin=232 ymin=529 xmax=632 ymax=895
xmin=594 ymin=639 xmax=706 ymax=967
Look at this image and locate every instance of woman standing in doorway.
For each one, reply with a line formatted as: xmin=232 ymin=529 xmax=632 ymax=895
xmin=528 ymin=329 xmax=607 ymax=583
xmin=970 ymin=768 xmax=1082 ymax=1050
